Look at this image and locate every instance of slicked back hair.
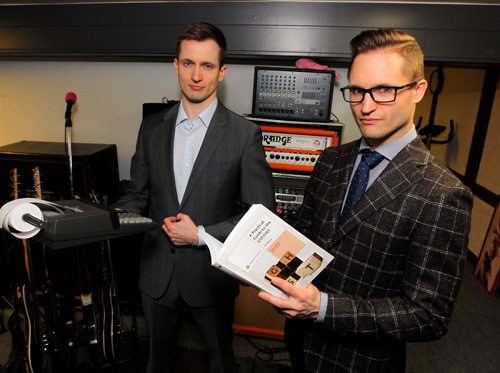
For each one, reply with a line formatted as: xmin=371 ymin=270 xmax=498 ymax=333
xmin=348 ymin=29 xmax=425 ymax=81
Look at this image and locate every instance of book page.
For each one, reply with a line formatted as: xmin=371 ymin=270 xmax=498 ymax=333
xmin=201 ymin=229 xmax=283 ymax=296
xmin=199 ymin=230 xmax=223 ymax=266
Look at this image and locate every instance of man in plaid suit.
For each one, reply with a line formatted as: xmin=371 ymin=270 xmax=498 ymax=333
xmin=259 ymin=29 xmax=472 ymax=372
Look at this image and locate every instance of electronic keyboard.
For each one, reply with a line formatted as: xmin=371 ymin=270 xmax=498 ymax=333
xmin=37 ymin=199 xmax=156 ymax=249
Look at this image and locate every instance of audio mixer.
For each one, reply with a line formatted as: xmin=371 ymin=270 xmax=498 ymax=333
xmin=252 ymin=67 xmax=335 ymax=122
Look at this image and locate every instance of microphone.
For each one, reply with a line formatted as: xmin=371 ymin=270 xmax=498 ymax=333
xmin=65 ymin=91 xmax=77 ymax=125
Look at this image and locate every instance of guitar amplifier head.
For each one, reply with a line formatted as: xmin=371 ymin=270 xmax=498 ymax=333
xmin=259 ymin=125 xmax=339 ymax=173
xmin=252 ymin=67 xmax=335 ymax=122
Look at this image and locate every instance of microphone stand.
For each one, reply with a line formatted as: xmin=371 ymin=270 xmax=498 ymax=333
xmin=65 ymin=109 xmax=74 ymax=199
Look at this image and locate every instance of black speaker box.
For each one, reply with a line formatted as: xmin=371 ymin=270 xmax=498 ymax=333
xmin=0 ymin=140 xmax=120 ymax=205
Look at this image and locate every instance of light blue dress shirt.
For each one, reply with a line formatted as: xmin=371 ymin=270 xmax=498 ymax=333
xmin=174 ymin=99 xmax=218 ymax=246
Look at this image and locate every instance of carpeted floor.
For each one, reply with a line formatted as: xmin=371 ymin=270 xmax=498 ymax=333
xmin=406 ymin=260 xmax=500 ymax=373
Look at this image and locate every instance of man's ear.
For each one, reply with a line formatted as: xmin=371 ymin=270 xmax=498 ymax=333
xmin=218 ymin=64 xmax=227 ymax=82
xmin=413 ymin=79 xmax=428 ymax=103
xmin=173 ymin=58 xmax=179 ymax=76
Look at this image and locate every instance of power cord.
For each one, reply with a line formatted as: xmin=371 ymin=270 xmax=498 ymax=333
xmin=245 ymin=336 xmax=290 ymax=363
xmin=330 ymin=112 xmax=340 ymax=123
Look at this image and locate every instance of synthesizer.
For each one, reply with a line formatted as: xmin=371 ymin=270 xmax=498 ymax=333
xmin=36 ymin=199 xmax=156 ymax=249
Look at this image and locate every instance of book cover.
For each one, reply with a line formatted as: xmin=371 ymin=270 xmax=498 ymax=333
xmin=200 ymin=204 xmax=333 ymax=299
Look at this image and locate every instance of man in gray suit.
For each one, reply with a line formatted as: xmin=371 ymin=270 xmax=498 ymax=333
xmin=259 ymin=29 xmax=472 ymax=372
xmin=115 ymin=22 xmax=275 ymax=372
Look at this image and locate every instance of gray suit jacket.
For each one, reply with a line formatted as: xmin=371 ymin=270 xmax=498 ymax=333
xmin=292 ymin=137 xmax=472 ymax=372
xmin=116 ymin=102 xmax=275 ymax=307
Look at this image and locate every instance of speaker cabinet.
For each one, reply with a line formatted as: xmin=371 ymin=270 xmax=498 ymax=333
xmin=0 ymin=140 xmax=120 ymax=205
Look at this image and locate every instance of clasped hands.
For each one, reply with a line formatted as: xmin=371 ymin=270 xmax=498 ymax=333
xmin=163 ymin=213 xmax=199 ymax=246
xmin=258 ymin=277 xmax=322 ymax=320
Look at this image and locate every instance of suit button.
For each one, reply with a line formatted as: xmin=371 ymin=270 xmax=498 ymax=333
xmin=170 ymin=248 xmax=175 ymax=253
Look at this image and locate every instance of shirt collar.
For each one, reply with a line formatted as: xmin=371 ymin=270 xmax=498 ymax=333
xmin=359 ymin=126 xmax=417 ymax=161
xmin=175 ymin=98 xmax=218 ymax=128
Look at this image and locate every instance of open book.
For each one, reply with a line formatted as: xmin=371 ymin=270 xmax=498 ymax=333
xmin=200 ymin=204 xmax=334 ymax=299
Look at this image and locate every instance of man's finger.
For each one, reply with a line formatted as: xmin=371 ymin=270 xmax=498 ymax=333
xmin=270 ymin=277 xmax=302 ymax=297
xmin=258 ymin=290 xmax=290 ymax=309
xmin=164 ymin=216 xmax=178 ymax=223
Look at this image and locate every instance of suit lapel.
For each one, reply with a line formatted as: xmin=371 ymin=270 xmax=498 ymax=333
xmin=333 ymin=138 xmax=430 ymax=245
xmin=329 ymin=141 xmax=360 ymax=230
xmin=306 ymin=141 xmax=360 ymax=248
xmin=179 ymin=103 xmax=227 ymax=208
xmin=162 ymin=105 xmax=180 ymax=209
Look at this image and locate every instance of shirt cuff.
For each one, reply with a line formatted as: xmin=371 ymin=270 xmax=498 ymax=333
xmin=197 ymin=225 xmax=206 ymax=246
xmin=315 ymin=292 xmax=328 ymax=322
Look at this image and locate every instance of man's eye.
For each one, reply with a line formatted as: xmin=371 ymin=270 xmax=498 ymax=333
xmin=374 ymin=87 xmax=393 ymax=94
xmin=182 ymin=61 xmax=192 ymax=67
xmin=203 ymin=64 xmax=214 ymax=71
xmin=350 ymin=88 xmax=364 ymax=95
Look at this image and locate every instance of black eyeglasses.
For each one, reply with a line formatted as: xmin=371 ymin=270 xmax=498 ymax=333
xmin=340 ymin=81 xmax=418 ymax=103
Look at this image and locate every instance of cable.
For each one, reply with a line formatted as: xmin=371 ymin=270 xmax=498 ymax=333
xmin=330 ymin=112 xmax=340 ymax=123
xmin=244 ymin=336 xmax=290 ymax=363
xmin=1 ymin=295 xmax=14 ymax=310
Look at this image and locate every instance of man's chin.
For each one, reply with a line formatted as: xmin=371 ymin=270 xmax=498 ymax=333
xmin=184 ymin=95 xmax=207 ymax=104
xmin=186 ymin=96 xmax=207 ymax=104
xmin=181 ymin=88 xmax=217 ymax=106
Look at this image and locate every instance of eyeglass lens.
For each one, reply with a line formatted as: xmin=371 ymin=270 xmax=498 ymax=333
xmin=344 ymin=87 xmax=396 ymax=103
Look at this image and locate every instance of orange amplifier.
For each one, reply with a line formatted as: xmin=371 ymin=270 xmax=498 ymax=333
xmin=259 ymin=125 xmax=339 ymax=172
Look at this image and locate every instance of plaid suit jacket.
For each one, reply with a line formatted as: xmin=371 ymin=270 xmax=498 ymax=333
xmin=291 ymin=137 xmax=472 ymax=372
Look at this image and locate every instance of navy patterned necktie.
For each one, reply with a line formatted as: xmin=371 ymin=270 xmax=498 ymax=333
xmin=341 ymin=149 xmax=384 ymax=221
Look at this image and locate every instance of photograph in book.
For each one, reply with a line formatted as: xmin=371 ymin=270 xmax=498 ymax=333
xmin=200 ymin=204 xmax=334 ymax=299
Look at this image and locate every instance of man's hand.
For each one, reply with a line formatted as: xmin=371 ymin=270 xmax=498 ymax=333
xmin=163 ymin=213 xmax=199 ymax=246
xmin=258 ymin=277 xmax=321 ymax=320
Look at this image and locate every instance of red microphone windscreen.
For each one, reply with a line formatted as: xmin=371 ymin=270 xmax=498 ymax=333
xmin=65 ymin=91 xmax=77 ymax=104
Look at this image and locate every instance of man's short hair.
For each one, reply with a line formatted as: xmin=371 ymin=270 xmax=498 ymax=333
xmin=176 ymin=22 xmax=227 ymax=67
xmin=349 ymin=29 xmax=425 ymax=81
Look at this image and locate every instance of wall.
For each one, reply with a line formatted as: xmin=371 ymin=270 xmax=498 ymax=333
xmin=415 ymin=66 xmax=498 ymax=256
xmin=0 ymin=61 xmax=359 ymax=181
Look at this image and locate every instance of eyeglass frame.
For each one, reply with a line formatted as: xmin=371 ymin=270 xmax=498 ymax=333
xmin=340 ymin=81 xmax=418 ymax=103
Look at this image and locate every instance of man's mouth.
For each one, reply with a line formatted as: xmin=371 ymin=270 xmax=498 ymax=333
xmin=359 ymin=117 xmax=379 ymax=125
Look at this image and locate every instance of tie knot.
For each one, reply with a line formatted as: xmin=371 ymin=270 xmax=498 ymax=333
xmin=360 ymin=149 xmax=384 ymax=169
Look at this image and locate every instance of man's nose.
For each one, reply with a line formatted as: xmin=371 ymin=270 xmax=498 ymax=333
xmin=360 ymin=92 xmax=377 ymax=113
xmin=191 ymin=66 xmax=202 ymax=82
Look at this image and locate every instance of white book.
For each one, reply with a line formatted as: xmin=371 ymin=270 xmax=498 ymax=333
xmin=200 ymin=204 xmax=334 ymax=299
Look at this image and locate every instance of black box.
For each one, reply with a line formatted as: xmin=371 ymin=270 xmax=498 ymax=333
xmin=0 ymin=140 xmax=120 ymax=205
